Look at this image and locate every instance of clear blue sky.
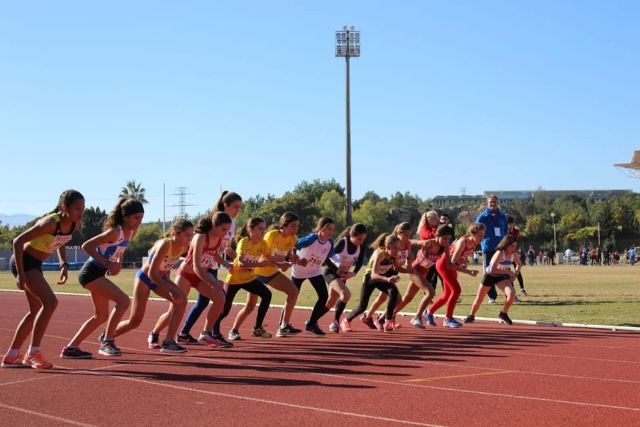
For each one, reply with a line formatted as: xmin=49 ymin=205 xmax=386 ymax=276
xmin=2 ymin=0 xmax=639 ymax=222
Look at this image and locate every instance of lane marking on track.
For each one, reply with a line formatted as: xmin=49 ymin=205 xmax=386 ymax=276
xmin=0 ymin=401 xmax=96 ymax=426
xmin=124 ymin=352 xmax=640 ymax=412
xmin=501 ymin=350 xmax=640 ymax=365
xmin=107 ymin=374 xmax=445 ymax=427
xmin=310 ymin=372 xmax=640 ymax=412
xmin=416 ymin=360 xmax=640 ymax=385
xmin=404 ymin=371 xmax=513 ymax=382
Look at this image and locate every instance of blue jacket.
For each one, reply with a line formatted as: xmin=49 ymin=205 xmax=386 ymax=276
xmin=475 ymin=207 xmax=508 ymax=252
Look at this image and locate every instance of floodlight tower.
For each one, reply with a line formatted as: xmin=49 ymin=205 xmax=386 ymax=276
xmin=335 ymin=26 xmax=360 ymax=225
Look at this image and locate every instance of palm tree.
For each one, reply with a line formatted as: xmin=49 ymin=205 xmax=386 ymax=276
xmin=119 ymin=180 xmax=148 ymax=204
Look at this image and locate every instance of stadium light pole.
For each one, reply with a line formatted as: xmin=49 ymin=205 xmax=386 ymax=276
xmin=336 ymin=26 xmax=360 ymax=225
xmin=550 ymin=212 xmax=557 ymax=253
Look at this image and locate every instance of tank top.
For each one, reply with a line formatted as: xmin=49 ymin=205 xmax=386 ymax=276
xmin=147 ymin=239 xmax=181 ymax=272
xmin=183 ymin=233 xmax=222 ymax=269
xmin=210 ymin=218 xmax=236 ymax=269
xmin=397 ymin=240 xmax=412 ymax=267
xmin=330 ymin=237 xmax=361 ymax=275
xmin=485 ymin=251 xmax=515 ymax=275
xmin=448 ymin=237 xmax=476 ymax=266
xmin=412 ymin=241 xmax=444 ymax=270
xmin=90 ymin=226 xmax=128 ymax=266
xmin=364 ymin=248 xmax=396 ymax=276
xmin=27 ymin=213 xmax=75 ymax=254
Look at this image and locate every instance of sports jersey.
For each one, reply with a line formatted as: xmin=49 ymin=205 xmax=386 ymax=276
xmin=412 ymin=242 xmax=445 ymax=270
xmin=27 ymin=213 xmax=74 ymax=254
xmin=255 ymin=229 xmax=296 ymax=277
xmin=326 ymin=236 xmax=364 ymax=275
xmin=183 ymin=232 xmax=223 ymax=270
xmin=364 ymin=248 xmax=397 ymax=276
xmin=396 ymin=239 xmax=412 ymax=267
xmin=147 ymin=239 xmax=182 ymax=272
xmin=292 ymin=233 xmax=334 ymax=279
xmin=226 ymin=237 xmax=268 ymax=284
xmin=210 ymin=217 xmax=236 ymax=269
xmin=90 ymin=226 xmax=128 ymax=266
xmin=448 ymin=237 xmax=477 ymax=266
xmin=485 ymin=251 xmax=515 ymax=275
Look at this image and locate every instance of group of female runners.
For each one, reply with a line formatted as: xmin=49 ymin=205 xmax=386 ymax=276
xmin=2 ymin=190 xmax=521 ymax=369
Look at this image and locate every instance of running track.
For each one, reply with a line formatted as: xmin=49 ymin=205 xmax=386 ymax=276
xmin=1 ymin=292 xmax=639 ymax=426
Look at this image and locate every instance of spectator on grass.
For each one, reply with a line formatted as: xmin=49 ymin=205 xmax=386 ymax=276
xmin=476 ymin=195 xmax=508 ymax=304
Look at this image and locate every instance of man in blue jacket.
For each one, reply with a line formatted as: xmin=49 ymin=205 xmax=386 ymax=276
xmin=475 ymin=194 xmax=509 ymax=303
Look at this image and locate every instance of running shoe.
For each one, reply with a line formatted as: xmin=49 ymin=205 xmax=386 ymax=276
xmin=520 ymin=288 xmax=528 ymax=296
xmin=423 ymin=312 xmax=437 ymax=327
xmin=305 ymin=322 xmax=325 ymax=336
xmin=285 ymin=324 xmax=302 ymax=334
xmin=328 ymin=320 xmax=339 ymax=333
xmin=443 ymin=317 xmax=463 ymax=328
xmin=498 ymin=311 xmax=513 ymax=325
xmin=97 ymin=331 xmax=105 ymax=344
xmin=252 ymin=326 xmax=272 ymax=338
xmin=464 ymin=315 xmax=475 ymax=324
xmin=340 ymin=318 xmax=352 ymax=332
xmin=228 ymin=329 xmax=242 ymax=341
xmin=98 ymin=340 xmax=122 ymax=356
xmin=177 ymin=333 xmax=199 ymax=345
xmin=383 ymin=319 xmax=395 ymax=332
xmin=211 ymin=333 xmax=233 ymax=348
xmin=514 ymin=296 xmax=521 ymax=304
xmin=1 ymin=352 xmax=27 ymax=368
xmin=148 ymin=331 xmax=160 ymax=349
xmin=372 ymin=316 xmax=383 ymax=331
xmin=488 ymin=298 xmax=496 ymax=304
xmin=360 ymin=315 xmax=376 ymax=330
xmin=60 ymin=346 xmax=93 ymax=359
xmin=198 ymin=331 xmax=219 ymax=346
xmin=276 ymin=325 xmax=290 ymax=337
xmin=23 ymin=352 xmax=53 ymax=369
xmin=160 ymin=340 xmax=187 ymax=354
xmin=410 ymin=317 xmax=425 ymax=329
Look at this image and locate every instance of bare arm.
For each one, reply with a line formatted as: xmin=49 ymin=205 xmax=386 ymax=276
xmin=12 ymin=217 xmax=57 ymax=289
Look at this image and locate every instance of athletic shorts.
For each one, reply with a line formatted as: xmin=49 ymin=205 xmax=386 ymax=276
xmin=10 ymin=252 xmax=43 ymax=277
xmin=78 ymin=260 xmax=108 ymax=287
xmin=177 ymin=268 xmax=201 ymax=288
xmin=257 ymin=273 xmax=278 ymax=284
xmin=136 ymin=269 xmax=166 ymax=290
xmin=481 ymin=273 xmax=510 ymax=287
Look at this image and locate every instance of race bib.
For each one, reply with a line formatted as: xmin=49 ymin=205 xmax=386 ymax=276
xmin=46 ymin=235 xmax=72 ymax=251
xmin=199 ymin=253 xmax=216 ymax=268
xmin=494 ymin=227 xmax=501 ymax=237
xmin=109 ymin=246 xmax=126 ymax=262
xmin=159 ymin=257 xmax=178 ymax=272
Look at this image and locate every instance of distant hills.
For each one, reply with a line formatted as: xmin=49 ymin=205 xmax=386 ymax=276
xmin=0 ymin=213 xmax=36 ymax=228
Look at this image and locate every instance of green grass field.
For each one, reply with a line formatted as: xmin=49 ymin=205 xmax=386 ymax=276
xmin=1 ymin=265 xmax=638 ymax=327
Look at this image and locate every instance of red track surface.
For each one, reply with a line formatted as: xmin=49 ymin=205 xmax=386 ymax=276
xmin=1 ymin=291 xmax=639 ymax=426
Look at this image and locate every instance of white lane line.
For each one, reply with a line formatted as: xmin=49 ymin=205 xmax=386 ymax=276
xmin=415 ymin=360 xmax=640 ymax=385
xmin=171 ymin=353 xmax=640 ymax=412
xmin=0 ymin=401 xmax=96 ymax=426
xmin=109 ymin=374 xmax=445 ymax=427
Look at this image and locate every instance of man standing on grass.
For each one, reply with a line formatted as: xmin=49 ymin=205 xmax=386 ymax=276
xmin=476 ymin=194 xmax=508 ymax=304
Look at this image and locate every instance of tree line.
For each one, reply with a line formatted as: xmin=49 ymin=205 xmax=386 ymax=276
xmin=2 ymin=180 xmax=639 ymax=262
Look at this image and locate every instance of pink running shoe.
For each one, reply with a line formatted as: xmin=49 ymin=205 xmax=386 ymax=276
xmin=1 ymin=352 xmax=27 ymax=368
xmin=383 ymin=320 xmax=395 ymax=332
xmin=23 ymin=352 xmax=53 ymax=369
xmin=373 ymin=317 xmax=383 ymax=331
xmin=340 ymin=318 xmax=352 ymax=332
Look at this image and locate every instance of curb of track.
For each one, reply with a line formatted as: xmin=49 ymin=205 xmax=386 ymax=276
xmin=1 ymin=288 xmax=638 ymax=332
